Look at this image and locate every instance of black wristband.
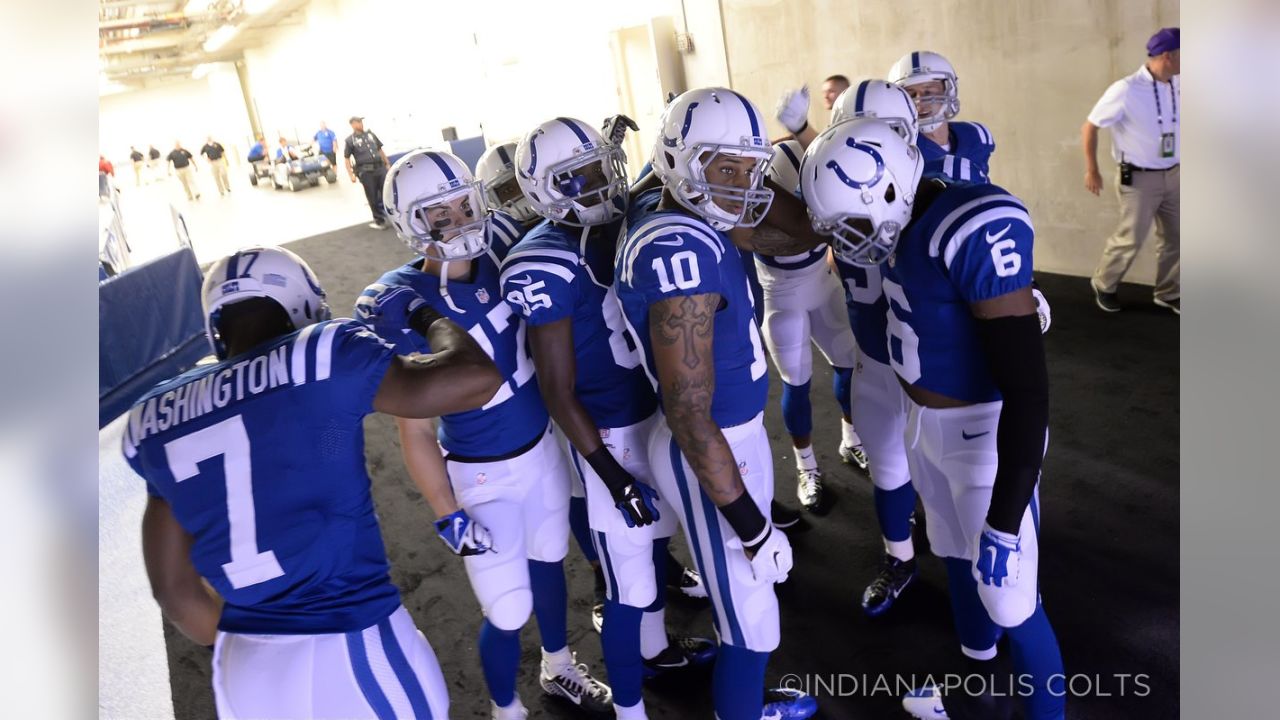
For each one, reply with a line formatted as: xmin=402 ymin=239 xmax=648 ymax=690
xmin=583 ymin=446 xmax=632 ymax=501
xmin=408 ymin=304 xmax=446 ymax=336
xmin=719 ymin=492 xmax=768 ymax=548
xmin=795 ymin=120 xmax=809 ymax=135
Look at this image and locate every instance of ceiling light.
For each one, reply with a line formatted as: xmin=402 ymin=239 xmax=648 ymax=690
xmin=192 ymin=63 xmax=214 ymax=79
xmin=203 ymin=24 xmax=239 ymax=52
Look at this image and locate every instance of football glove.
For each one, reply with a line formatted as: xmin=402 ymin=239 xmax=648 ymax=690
xmin=601 ymin=114 xmax=640 ymax=148
xmin=434 ymin=509 xmax=494 ymax=557
xmin=354 ymin=283 xmax=426 ymax=333
xmin=613 ymin=480 xmax=661 ymax=529
xmin=1032 ymin=286 xmax=1051 ymax=334
xmin=730 ymin=525 xmax=794 ymax=584
xmin=774 ymin=86 xmax=811 ymax=134
xmin=972 ymin=521 xmax=1021 ymax=587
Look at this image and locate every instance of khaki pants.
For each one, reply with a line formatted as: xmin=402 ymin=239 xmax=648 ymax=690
xmin=210 ymin=158 xmax=230 ymax=194
xmin=1092 ymin=165 xmax=1179 ymax=301
xmin=176 ymin=165 xmax=201 ymax=200
xmin=132 ymin=160 xmax=144 ymax=186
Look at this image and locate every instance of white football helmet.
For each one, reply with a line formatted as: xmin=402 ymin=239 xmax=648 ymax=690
xmin=514 ymin=117 xmax=627 ymax=226
xmin=383 ymin=149 xmax=490 ymax=260
xmin=476 ymin=142 xmax=539 ymax=224
xmin=202 ymin=246 xmax=332 ymax=359
xmin=887 ymin=51 xmax=959 ymax=132
xmin=800 ymin=119 xmax=923 ymax=267
xmin=767 ymin=139 xmax=804 ymax=196
xmin=651 ymin=87 xmax=775 ymax=231
xmin=831 ymin=79 xmax=920 ymax=144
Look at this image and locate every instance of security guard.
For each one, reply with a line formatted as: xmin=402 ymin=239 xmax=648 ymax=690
xmin=343 ymin=116 xmax=391 ymax=229
xmin=1082 ymin=27 xmax=1180 ymax=314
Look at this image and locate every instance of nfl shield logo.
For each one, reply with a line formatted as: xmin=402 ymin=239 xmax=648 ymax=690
xmin=738 ymin=461 xmax=748 ymax=476
xmin=622 ymin=447 xmax=632 ymax=462
xmin=476 ymin=473 xmax=488 ymax=485
xmin=475 ymin=288 xmax=490 ymax=304
xmin=599 ymin=428 xmax=611 ymax=439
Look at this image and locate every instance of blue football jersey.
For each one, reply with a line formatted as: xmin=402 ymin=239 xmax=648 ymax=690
xmin=616 ymin=208 xmax=770 ymax=427
xmin=881 ymin=183 xmax=1035 ymax=402
xmin=833 ymin=259 xmax=892 ymax=366
xmin=918 ymin=121 xmax=995 ymax=185
xmin=500 ymin=219 xmax=657 ymax=429
xmin=360 ymin=214 xmax=547 ymax=457
xmin=122 ymin=319 xmax=403 ymax=634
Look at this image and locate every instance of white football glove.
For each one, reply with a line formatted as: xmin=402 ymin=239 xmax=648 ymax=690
xmin=774 ymin=86 xmax=811 ymax=134
xmin=730 ymin=525 xmax=794 ymax=584
xmin=972 ymin=521 xmax=1021 ymax=588
xmin=1032 ymin=286 xmax=1051 ymax=334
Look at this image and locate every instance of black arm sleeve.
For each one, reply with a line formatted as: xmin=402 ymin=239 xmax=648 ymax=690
xmin=974 ymin=313 xmax=1049 ymax=535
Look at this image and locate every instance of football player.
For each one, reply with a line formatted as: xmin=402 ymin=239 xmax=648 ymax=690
xmin=887 ymin=50 xmax=996 ymax=185
xmin=357 ymin=150 xmax=611 ymax=719
xmin=499 ymin=116 xmax=717 ymax=719
xmin=803 ymin=119 xmax=1065 ymax=720
xmin=477 ymin=141 xmax=542 ymax=232
xmin=616 ymin=87 xmax=818 ymax=720
xmin=753 ymin=139 xmax=862 ymax=512
xmin=124 ymin=246 xmax=503 ymax=719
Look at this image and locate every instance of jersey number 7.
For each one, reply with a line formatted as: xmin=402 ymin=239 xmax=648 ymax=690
xmin=164 ymin=415 xmax=284 ymax=590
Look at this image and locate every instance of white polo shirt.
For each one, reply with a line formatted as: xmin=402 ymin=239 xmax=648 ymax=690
xmin=1087 ymin=64 xmax=1180 ymax=169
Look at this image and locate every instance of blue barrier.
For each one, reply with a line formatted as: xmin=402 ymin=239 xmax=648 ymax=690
xmin=99 ymin=247 xmax=209 ymax=427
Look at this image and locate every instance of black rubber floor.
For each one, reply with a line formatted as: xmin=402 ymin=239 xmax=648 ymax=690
xmin=163 ymin=224 xmax=1178 ymax=719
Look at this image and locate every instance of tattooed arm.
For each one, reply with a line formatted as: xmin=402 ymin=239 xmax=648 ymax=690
xmin=648 ymin=293 xmax=746 ymax=505
xmin=727 ymin=178 xmax=831 ymax=256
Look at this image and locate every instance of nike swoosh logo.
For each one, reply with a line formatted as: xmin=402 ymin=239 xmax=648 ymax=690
xmin=653 ymin=238 xmax=683 ymax=246
xmin=984 ymin=224 xmax=1012 ymax=245
xmin=984 ymin=546 xmax=999 ymax=574
xmin=652 ymin=657 xmax=688 ymax=669
xmin=961 ymin=430 xmax=990 ymax=440
xmin=509 ymin=274 xmax=534 ymax=285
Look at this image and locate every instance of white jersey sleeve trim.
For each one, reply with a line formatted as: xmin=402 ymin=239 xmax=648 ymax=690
xmin=503 ymin=246 xmax=581 ymax=268
xmin=622 ymin=216 xmax=724 ymax=284
xmin=940 ymin=206 xmax=1035 ymax=271
xmin=291 ymin=323 xmax=320 ymax=386
xmin=928 ymin=195 xmax=1028 ymax=259
xmin=499 ymin=260 xmax=577 ymax=286
xmin=313 ymin=322 xmax=340 ymax=381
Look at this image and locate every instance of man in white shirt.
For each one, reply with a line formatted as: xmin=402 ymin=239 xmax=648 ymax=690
xmin=1082 ymin=27 xmax=1180 ymax=314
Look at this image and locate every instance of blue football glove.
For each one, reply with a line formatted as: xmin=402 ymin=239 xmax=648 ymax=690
xmin=973 ymin=522 xmax=1021 ymax=588
xmin=615 ymin=481 xmax=661 ymax=529
xmin=354 ymin=283 xmax=426 ymax=334
xmin=434 ymin=509 xmax=494 ymax=557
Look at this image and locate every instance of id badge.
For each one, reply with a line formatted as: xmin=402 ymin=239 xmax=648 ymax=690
xmin=1161 ymin=133 xmax=1176 ymax=158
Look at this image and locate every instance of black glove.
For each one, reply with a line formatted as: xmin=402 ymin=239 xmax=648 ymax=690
xmin=601 ymin=114 xmax=640 ymax=147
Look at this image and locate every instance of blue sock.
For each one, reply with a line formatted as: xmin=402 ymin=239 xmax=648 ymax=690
xmin=529 ymin=559 xmax=568 ymax=654
xmin=873 ymin=482 xmax=917 ymax=543
xmin=569 ymin=496 xmax=598 ymax=564
xmin=832 ymin=366 xmax=853 ymax=418
xmin=478 ymin=619 xmax=521 ymax=707
xmin=713 ymin=644 xmax=768 ymax=720
xmin=649 ymin=537 xmax=669 ymax=611
xmin=780 ymin=380 xmax=813 ymax=437
xmin=602 ymin=600 xmax=644 ymax=707
xmin=943 ymin=557 xmax=1001 ymax=656
xmin=1008 ymin=604 xmax=1066 ymax=719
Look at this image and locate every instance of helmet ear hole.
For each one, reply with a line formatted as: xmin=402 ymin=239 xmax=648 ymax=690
xmin=885 ymin=183 xmax=897 ymax=203
xmin=663 ymin=152 xmax=676 ymax=170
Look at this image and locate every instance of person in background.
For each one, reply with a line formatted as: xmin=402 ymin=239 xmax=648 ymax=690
xmin=344 ymin=116 xmax=391 ymax=230
xmin=148 ymin=144 xmax=162 ymax=178
xmin=1082 ymin=27 xmax=1181 ymax=315
xmin=200 ymin=136 xmax=231 ymax=196
xmin=167 ymin=141 xmax=201 ymax=201
xmin=129 ymin=146 xmax=144 ymax=186
xmin=247 ymin=135 xmax=267 ymax=162
xmin=820 ymin=74 xmax=851 ymax=113
xmin=99 ymin=154 xmax=115 ymax=177
xmin=314 ymin=121 xmax=338 ymax=167
xmin=275 ymin=137 xmax=300 ymax=163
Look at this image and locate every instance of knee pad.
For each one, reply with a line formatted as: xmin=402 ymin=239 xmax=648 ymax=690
xmin=978 ymin=584 xmax=1037 ymax=629
xmin=486 ymin=587 xmax=533 ymax=632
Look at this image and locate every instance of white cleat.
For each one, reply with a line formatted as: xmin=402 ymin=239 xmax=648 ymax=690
xmin=491 ymin=697 xmax=529 ymax=720
xmin=540 ymin=654 xmax=612 ymax=713
xmin=838 ymin=442 xmax=869 ymax=472
xmin=902 ymin=684 xmax=949 ymax=718
xmin=796 ymin=467 xmax=824 ymax=511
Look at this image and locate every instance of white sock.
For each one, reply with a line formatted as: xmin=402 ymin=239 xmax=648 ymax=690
xmin=794 ymin=445 xmax=818 ymax=472
xmin=640 ymin=608 xmax=667 ymax=660
xmin=494 ymin=696 xmax=526 ymax=718
xmin=841 ymin=419 xmax=861 ymax=448
xmin=615 ymin=698 xmax=648 ymax=719
xmin=542 ymin=646 xmax=573 ymax=673
xmin=885 ymin=537 xmax=914 ymax=562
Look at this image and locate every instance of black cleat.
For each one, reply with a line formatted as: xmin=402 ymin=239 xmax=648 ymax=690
xmin=861 ymin=554 xmax=918 ymax=617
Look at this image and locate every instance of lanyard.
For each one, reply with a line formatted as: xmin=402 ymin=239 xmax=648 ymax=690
xmin=1152 ymin=79 xmax=1177 ymax=131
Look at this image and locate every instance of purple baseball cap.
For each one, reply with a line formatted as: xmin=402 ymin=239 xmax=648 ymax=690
xmin=1147 ymin=27 xmax=1179 ymax=56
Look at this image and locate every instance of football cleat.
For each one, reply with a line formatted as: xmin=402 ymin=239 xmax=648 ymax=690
xmin=540 ymin=654 xmax=612 ymax=713
xmin=762 ymin=687 xmax=818 ymax=719
xmin=490 ymin=697 xmax=529 ymax=720
xmin=902 ymin=685 xmax=948 ymax=719
xmin=642 ymin=634 xmax=717 ymax=678
xmin=592 ymin=565 xmax=606 ymax=634
xmin=838 ymin=442 xmax=869 ymax=471
xmin=771 ymin=500 xmax=802 ymax=530
xmin=591 ymin=602 xmax=604 ymax=634
xmin=670 ymin=565 xmax=708 ymax=599
xmin=861 ymin=554 xmax=918 ymax=617
xmin=796 ymin=468 xmax=824 ymax=511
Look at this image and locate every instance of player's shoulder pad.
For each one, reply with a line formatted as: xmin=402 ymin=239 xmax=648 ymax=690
xmin=925 ymin=183 xmax=1031 ymax=268
xmin=500 ymin=224 xmax=581 ymax=290
xmin=954 ymin=121 xmax=995 ymax=148
xmin=488 ymin=211 xmax=526 ymax=250
xmin=618 ymin=211 xmax=725 ymax=285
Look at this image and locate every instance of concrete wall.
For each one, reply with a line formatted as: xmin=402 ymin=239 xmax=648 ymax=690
xmin=715 ymin=0 xmax=1179 ymax=281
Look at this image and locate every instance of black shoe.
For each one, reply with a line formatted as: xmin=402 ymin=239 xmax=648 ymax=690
xmin=771 ymin=500 xmax=802 ymax=530
xmin=1093 ymin=284 xmax=1121 ymax=313
xmin=1153 ymin=296 xmax=1180 ymax=315
xmin=861 ymin=554 xmax=918 ymax=617
xmin=642 ymin=634 xmax=716 ymax=678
